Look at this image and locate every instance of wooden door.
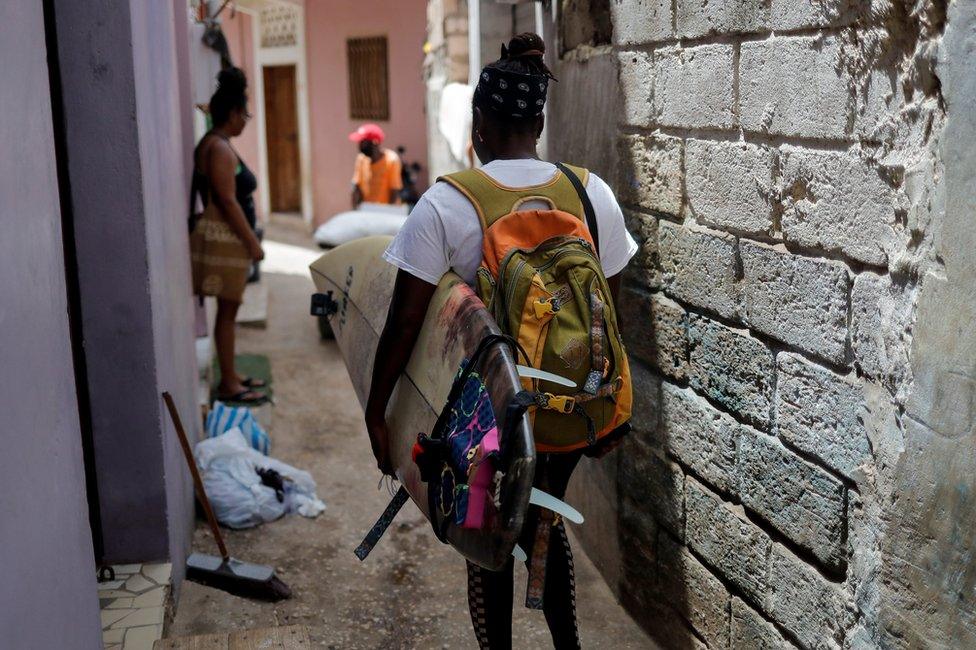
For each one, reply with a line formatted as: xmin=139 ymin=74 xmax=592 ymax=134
xmin=263 ymin=65 xmax=301 ymax=213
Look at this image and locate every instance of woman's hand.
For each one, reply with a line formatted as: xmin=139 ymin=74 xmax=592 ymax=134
xmin=246 ymin=237 xmax=265 ymax=262
xmin=365 ymin=414 xmax=394 ymax=476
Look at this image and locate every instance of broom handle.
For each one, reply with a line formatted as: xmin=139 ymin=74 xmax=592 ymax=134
xmin=163 ymin=392 xmax=230 ymax=562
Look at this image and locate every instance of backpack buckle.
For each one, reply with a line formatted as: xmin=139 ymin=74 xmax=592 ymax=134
xmin=533 ymin=298 xmax=560 ymax=319
xmin=542 ymin=393 xmax=575 ymax=414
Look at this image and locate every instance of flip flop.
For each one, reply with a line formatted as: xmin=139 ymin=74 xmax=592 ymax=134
xmin=241 ymin=377 xmax=268 ymax=389
xmin=216 ymin=389 xmax=268 ymax=405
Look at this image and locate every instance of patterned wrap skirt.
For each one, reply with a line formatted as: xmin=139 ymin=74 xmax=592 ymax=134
xmin=190 ymin=204 xmax=251 ymax=303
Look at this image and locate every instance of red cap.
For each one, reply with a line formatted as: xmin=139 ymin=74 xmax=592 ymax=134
xmin=348 ymin=123 xmax=385 ymax=143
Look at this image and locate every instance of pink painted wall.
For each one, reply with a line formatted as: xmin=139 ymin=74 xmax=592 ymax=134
xmin=306 ymin=0 xmax=429 ymax=224
xmin=221 ymin=9 xmax=266 ymax=223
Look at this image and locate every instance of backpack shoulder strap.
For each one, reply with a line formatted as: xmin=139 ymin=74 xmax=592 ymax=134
xmin=438 ymin=169 xmax=513 ymax=230
xmin=555 ymin=163 xmax=599 ymax=257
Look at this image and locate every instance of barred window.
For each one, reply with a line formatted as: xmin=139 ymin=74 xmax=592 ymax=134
xmin=347 ymin=36 xmax=390 ymax=121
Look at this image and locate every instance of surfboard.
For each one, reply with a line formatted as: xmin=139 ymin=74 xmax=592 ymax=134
xmin=309 ymin=236 xmax=536 ymax=570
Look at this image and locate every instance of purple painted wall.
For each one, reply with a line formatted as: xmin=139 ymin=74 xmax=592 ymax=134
xmin=0 ymin=3 xmax=102 ymax=648
xmin=52 ymin=0 xmax=197 ymax=570
xmin=130 ymin=0 xmax=199 ymax=592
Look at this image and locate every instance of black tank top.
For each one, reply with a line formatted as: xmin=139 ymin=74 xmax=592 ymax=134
xmin=191 ymin=132 xmax=258 ymax=230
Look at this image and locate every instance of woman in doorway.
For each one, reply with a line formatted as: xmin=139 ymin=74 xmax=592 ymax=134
xmin=365 ymin=34 xmax=637 ymax=649
xmin=190 ymin=67 xmax=266 ymax=404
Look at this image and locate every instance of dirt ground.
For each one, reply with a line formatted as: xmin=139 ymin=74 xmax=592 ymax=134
xmin=168 ymin=217 xmax=654 ymax=649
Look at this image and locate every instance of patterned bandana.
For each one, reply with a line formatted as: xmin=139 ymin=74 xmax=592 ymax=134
xmin=475 ymin=67 xmax=550 ymax=119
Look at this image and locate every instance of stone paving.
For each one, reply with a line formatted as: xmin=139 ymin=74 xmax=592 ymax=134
xmin=97 ymin=562 xmax=171 ymax=649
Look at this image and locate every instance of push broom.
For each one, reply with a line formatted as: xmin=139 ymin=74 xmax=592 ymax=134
xmin=162 ymin=392 xmax=291 ymax=601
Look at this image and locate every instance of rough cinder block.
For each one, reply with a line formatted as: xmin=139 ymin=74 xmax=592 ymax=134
xmin=686 ymin=139 xmax=775 ymax=236
xmin=618 ymin=134 xmax=683 ymax=216
xmin=740 ymin=36 xmax=850 ymax=139
xmin=739 ymin=241 xmax=850 ymax=364
xmin=737 ymin=430 xmax=847 ymax=571
xmin=620 ymin=286 xmax=656 ymax=368
xmin=650 ymin=293 xmax=689 ymax=381
xmin=653 ymin=44 xmax=735 ymax=129
xmin=771 ymin=0 xmax=867 ymax=31
xmin=731 ymin=597 xmax=795 ymax=649
xmin=854 ymin=66 xmax=907 ymax=141
xmin=768 ymin=544 xmax=854 ymax=648
xmin=622 ymin=209 xmax=661 ymax=290
xmin=657 ymin=532 xmax=731 ymax=648
xmin=676 ymin=0 xmax=770 ymax=38
xmin=850 ymin=272 xmax=914 ymax=384
xmin=618 ymin=437 xmax=685 ymax=538
xmin=661 ymin=383 xmax=739 ymax=494
xmin=685 ymin=476 xmax=771 ymax=605
xmin=618 ymin=51 xmax=653 ymax=127
xmin=659 ymin=221 xmax=739 ymax=320
xmin=611 ymin=0 xmax=673 ymax=45
xmin=623 ymin=209 xmax=659 ymax=270
xmin=778 ymin=146 xmax=901 ymax=266
xmin=776 ymin=352 xmax=871 ymax=481
xmin=688 ymin=314 xmax=774 ymax=429
xmin=619 ymin=492 xmax=660 ymax=597
xmin=620 ymin=288 xmax=688 ymax=381
xmin=629 ymin=359 xmax=661 ymax=437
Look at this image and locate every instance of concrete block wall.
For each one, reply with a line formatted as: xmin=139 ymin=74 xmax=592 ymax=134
xmin=553 ymin=1 xmax=976 ymax=647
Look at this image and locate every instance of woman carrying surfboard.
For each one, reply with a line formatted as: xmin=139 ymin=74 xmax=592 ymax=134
xmin=365 ymin=33 xmax=637 ymax=649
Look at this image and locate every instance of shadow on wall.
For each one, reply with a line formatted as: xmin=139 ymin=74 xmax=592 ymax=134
xmin=551 ymin=36 xmax=697 ymax=649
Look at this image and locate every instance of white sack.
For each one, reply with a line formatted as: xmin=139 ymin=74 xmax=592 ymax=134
xmin=313 ymin=210 xmax=407 ymax=248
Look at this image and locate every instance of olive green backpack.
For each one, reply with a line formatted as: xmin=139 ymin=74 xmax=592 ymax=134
xmin=439 ymin=163 xmax=632 ymax=453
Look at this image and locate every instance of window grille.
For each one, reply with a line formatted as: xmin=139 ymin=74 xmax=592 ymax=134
xmin=347 ymin=36 xmax=390 ymax=121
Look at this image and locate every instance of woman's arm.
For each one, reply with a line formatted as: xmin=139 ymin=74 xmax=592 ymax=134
xmin=209 ymin=142 xmax=263 ymax=260
xmin=364 ymin=270 xmax=438 ymax=474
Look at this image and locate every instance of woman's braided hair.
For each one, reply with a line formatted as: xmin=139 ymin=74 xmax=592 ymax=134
xmin=492 ymin=32 xmax=555 ymax=80
xmin=210 ymin=67 xmax=248 ymax=127
xmin=474 ymin=32 xmax=556 ymax=126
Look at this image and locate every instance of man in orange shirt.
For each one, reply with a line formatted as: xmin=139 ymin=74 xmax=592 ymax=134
xmin=349 ymin=123 xmax=403 ymax=208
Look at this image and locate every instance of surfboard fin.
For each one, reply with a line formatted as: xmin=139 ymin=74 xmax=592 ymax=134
xmin=516 ymin=365 xmax=577 ymax=389
xmin=529 ymin=488 xmax=584 ymax=524
xmin=310 ymin=291 xmax=339 ymax=317
xmin=512 ymin=544 xmax=528 ymax=562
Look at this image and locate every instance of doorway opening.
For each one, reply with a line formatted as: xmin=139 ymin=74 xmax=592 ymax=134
xmin=263 ymin=64 xmax=302 ymax=214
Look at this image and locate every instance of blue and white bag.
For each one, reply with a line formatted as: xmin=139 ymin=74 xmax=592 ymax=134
xmin=206 ymin=401 xmax=270 ymax=455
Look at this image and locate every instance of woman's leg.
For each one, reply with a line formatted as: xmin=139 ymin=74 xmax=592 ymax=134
xmin=214 ymin=297 xmax=251 ymax=397
xmin=464 ymin=452 xmax=583 ymax=649
xmin=466 ymin=558 xmax=514 ymax=649
xmin=537 ymin=453 xmax=583 ymax=650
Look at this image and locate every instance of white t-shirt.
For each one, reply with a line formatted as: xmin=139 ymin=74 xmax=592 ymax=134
xmin=383 ymin=159 xmax=638 ymax=285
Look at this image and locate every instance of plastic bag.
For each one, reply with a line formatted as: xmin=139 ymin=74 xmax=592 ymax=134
xmin=195 ymin=428 xmax=326 ymax=529
xmin=206 ymin=401 xmax=270 ymax=455
xmin=313 ymin=210 xmax=407 ymax=248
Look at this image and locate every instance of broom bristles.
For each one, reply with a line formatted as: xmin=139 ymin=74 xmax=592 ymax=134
xmin=186 ymin=566 xmax=292 ymax=602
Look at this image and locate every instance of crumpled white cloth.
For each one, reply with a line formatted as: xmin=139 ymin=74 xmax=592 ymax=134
xmin=194 ymin=427 xmax=326 ymax=529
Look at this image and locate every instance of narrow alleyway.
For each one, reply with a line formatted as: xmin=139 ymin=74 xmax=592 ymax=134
xmin=168 ymin=217 xmax=654 ymax=648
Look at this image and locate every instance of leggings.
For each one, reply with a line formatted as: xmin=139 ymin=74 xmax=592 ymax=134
xmin=466 ymin=452 xmax=583 ymax=650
